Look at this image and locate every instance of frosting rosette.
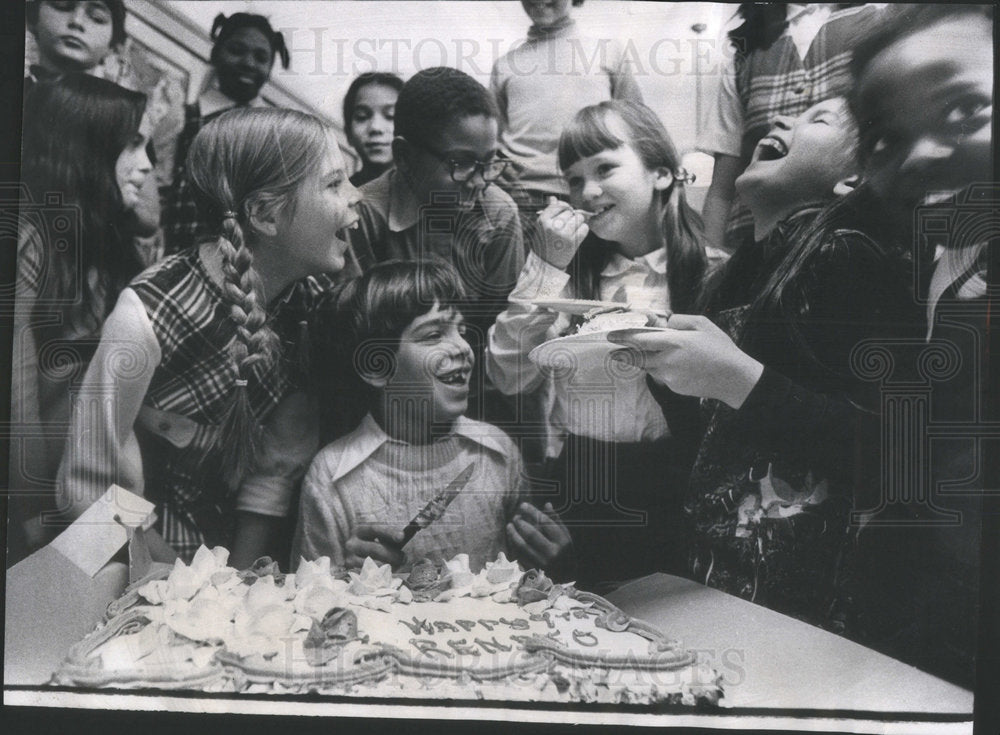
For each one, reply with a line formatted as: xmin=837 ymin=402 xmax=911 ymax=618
xmin=348 ymin=557 xmax=403 ymax=597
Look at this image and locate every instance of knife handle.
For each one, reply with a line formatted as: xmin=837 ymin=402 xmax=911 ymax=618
xmin=399 ymin=522 xmax=420 ymax=547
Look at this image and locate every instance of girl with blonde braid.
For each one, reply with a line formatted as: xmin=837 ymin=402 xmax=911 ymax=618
xmin=57 ymin=107 xmax=361 ymax=566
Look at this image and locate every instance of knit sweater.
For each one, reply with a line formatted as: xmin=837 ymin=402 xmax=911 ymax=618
xmin=491 ymin=17 xmax=644 ymax=197
xmin=292 ymin=414 xmax=526 ymax=572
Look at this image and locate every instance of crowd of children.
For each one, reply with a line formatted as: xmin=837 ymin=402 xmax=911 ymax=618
xmin=9 ymin=1 xmax=993 ymax=688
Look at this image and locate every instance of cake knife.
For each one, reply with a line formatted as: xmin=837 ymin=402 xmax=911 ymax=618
xmin=399 ymin=461 xmax=476 ymax=547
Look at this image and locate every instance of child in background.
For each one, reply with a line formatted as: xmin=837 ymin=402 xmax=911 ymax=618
xmin=25 ymin=0 xmax=162 ymax=253
xmin=845 ymin=4 xmax=992 ymax=687
xmin=343 ymin=72 xmax=404 ymax=188
xmin=491 ymin=0 xmax=643 ymax=244
xmin=162 ymin=12 xmax=290 ymax=254
xmin=10 ymin=74 xmax=151 ymax=564
xmin=57 ymin=107 xmax=359 ymax=567
xmin=487 ymin=100 xmax=707 ymax=589
xmin=293 ymin=260 xmax=571 ymax=574
xmin=25 ymin=0 xmax=125 ymax=83
xmin=349 ymin=66 xmax=524 ymax=425
xmin=698 ymin=3 xmax=880 ymax=255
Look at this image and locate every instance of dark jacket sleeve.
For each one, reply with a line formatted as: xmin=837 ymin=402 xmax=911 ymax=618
xmin=726 ymin=231 xmax=921 ymax=481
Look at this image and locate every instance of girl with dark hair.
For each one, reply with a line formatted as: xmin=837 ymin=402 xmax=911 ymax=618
xmin=162 ymin=12 xmax=290 ymax=254
xmin=487 ymin=100 xmax=707 ymax=588
xmin=609 ymin=99 xmax=921 ymax=628
xmin=10 ymin=73 xmax=150 ymax=562
xmin=343 ymin=72 xmax=404 ymax=187
xmin=58 ymin=107 xmax=361 ymax=567
xmin=698 ymin=3 xmax=878 ymax=256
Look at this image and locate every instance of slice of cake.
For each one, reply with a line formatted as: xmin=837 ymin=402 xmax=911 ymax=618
xmin=55 ymin=547 xmax=723 ymax=705
xmin=571 ymin=306 xmax=664 ymax=336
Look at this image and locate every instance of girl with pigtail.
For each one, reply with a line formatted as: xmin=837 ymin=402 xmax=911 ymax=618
xmin=162 ymin=12 xmax=291 ymax=254
xmin=486 ymin=100 xmax=707 ymax=589
xmin=57 ymin=107 xmax=361 ymax=566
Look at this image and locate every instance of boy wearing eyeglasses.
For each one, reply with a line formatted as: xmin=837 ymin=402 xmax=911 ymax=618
xmin=349 ymin=66 xmax=525 ymax=424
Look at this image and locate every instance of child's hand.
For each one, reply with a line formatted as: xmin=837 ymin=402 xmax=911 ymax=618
xmin=507 ymin=502 xmax=574 ymax=578
xmin=534 ymin=196 xmax=589 ymax=270
xmin=608 ymin=313 xmax=764 ymax=409
xmin=345 ymin=523 xmax=406 ymax=570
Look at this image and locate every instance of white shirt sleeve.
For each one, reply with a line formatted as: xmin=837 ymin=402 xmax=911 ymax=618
xmin=697 ymin=51 xmax=743 ymax=158
xmin=486 ymin=251 xmax=572 ymax=396
xmin=56 ymin=288 xmax=161 ymax=518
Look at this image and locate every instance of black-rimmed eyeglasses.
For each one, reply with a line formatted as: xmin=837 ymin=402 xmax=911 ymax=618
xmin=415 ymin=142 xmax=510 ymax=183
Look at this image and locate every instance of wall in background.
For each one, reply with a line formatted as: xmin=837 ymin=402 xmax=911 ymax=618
xmin=162 ymin=1 xmax=729 ymax=184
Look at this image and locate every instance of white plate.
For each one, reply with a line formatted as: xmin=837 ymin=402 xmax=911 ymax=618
xmin=528 ymin=327 xmax=666 ymax=371
xmin=529 ymin=298 xmax=671 ymax=321
xmin=529 ymin=298 xmax=625 ymax=316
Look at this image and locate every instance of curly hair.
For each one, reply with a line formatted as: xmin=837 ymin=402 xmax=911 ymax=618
xmin=209 ymin=12 xmax=290 ymax=70
xmin=21 ymin=73 xmax=146 ymax=337
xmin=184 ymin=106 xmax=329 ymax=486
xmin=393 ymin=67 xmax=499 ymax=149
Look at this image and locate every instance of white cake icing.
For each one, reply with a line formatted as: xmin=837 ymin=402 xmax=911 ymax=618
xmin=56 ymin=547 xmax=723 ymax=705
xmin=574 ymin=307 xmax=654 ymax=335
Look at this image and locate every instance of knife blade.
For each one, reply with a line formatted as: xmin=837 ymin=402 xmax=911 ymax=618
xmin=400 ymin=461 xmax=476 ymax=547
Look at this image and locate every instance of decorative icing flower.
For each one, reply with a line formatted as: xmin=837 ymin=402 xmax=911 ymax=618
xmin=515 ymin=569 xmax=554 ymax=606
xmin=484 ymin=553 xmax=521 ymax=585
xmin=244 ymin=576 xmax=288 ymax=615
xmin=189 ymin=545 xmax=226 ymax=581
xmin=165 ymin=560 xmax=202 ymax=601
xmin=138 ymin=579 xmax=170 ymax=605
xmin=295 ymin=556 xmax=333 ymax=590
xmin=347 ymin=557 xmax=402 ymax=596
xmin=293 ymin=583 xmax=348 ymax=619
xmin=162 ymin=595 xmax=233 ymax=643
xmin=443 ymin=554 xmax=476 ymax=588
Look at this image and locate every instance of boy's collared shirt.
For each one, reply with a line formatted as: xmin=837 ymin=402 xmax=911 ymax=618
xmin=292 ymin=413 xmax=526 ymax=572
xmin=318 ymin=413 xmax=510 ymax=482
xmin=349 ymin=169 xmax=525 ymax=320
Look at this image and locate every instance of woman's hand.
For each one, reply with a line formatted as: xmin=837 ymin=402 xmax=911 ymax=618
xmin=534 ymin=196 xmax=589 ymax=270
xmin=507 ymin=501 xmax=574 ymax=578
xmin=608 ymin=313 xmax=764 ymax=409
xmin=345 ymin=522 xmax=406 ymax=570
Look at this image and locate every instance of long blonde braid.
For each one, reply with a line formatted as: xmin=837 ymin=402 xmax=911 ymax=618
xmin=215 ymin=210 xmax=280 ymax=487
xmin=184 ymin=107 xmax=329 ymax=489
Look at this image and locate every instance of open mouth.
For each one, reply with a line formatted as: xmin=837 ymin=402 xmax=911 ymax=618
xmin=334 ymin=216 xmax=360 ymax=241
xmin=754 ymin=137 xmax=789 ymax=162
xmin=589 ymin=203 xmax=615 ymax=220
xmin=436 ymin=366 xmax=471 ymax=387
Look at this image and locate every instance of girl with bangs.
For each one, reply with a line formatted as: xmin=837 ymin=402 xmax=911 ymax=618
xmin=57 ymin=107 xmax=361 ymax=567
xmin=11 ymin=73 xmax=151 ymax=562
xmin=487 ymin=100 xmax=707 ymax=589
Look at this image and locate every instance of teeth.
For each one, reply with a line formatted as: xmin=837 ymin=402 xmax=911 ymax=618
xmin=758 ymin=138 xmax=788 ymax=160
xmin=438 ymin=369 xmax=469 ymax=386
